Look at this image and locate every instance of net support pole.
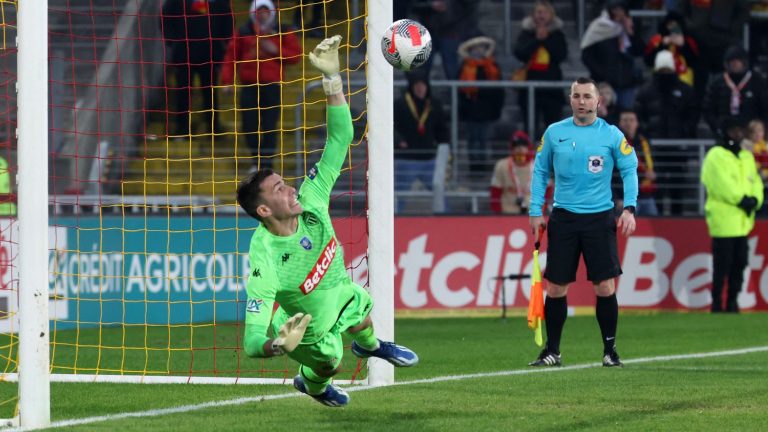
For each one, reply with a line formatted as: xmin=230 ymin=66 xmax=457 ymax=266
xmin=17 ymin=0 xmax=51 ymax=428
xmin=366 ymin=0 xmax=394 ymax=386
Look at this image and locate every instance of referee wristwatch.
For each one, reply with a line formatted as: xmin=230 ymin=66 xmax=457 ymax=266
xmin=623 ymin=206 xmax=636 ymax=214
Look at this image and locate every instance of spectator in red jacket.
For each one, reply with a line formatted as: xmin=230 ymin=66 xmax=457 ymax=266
xmin=220 ymin=0 xmax=301 ymax=170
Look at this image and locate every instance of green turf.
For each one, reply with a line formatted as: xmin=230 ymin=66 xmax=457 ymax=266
xmin=1 ymin=312 xmax=767 ymax=431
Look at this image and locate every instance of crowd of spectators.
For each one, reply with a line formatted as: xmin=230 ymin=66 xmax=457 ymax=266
xmin=159 ymin=0 xmax=768 ymax=215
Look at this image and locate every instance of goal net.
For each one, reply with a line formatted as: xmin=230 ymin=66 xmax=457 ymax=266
xmin=0 ymin=0 xmax=393 ymax=426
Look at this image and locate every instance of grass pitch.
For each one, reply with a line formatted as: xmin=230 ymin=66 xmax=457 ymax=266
xmin=1 ymin=312 xmax=767 ymax=431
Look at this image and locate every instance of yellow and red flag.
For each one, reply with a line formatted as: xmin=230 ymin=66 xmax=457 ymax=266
xmin=527 ymin=227 xmax=545 ymax=346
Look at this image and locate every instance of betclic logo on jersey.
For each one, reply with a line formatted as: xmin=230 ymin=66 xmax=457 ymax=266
xmin=300 ymin=237 xmax=337 ymax=295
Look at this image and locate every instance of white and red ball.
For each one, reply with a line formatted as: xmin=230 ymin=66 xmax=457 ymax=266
xmin=380 ymin=19 xmax=432 ymax=71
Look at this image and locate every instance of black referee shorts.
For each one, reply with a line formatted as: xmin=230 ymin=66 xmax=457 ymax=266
xmin=543 ymin=208 xmax=622 ymax=285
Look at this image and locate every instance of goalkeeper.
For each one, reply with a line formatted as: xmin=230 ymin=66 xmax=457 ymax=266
xmin=236 ymin=35 xmax=419 ymax=407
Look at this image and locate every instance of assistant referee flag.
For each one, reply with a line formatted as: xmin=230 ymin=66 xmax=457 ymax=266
xmin=527 ymin=228 xmax=544 ymax=347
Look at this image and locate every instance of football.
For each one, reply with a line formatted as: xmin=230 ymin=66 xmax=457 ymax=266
xmin=380 ymin=19 xmax=432 ymax=71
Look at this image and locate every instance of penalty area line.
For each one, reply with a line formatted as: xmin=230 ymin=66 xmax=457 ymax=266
xmin=32 ymin=345 xmax=768 ymax=430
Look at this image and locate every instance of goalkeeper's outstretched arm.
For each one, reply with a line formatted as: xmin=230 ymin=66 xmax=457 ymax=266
xmin=299 ymin=35 xmax=353 ymax=201
xmin=309 ymin=35 xmax=346 ymax=106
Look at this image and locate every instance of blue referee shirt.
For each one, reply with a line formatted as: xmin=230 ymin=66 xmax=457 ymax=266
xmin=529 ymin=117 xmax=639 ymax=217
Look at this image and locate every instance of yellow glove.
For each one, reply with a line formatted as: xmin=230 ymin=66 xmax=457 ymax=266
xmin=309 ymin=35 xmax=342 ymax=95
xmin=271 ymin=313 xmax=312 ymax=354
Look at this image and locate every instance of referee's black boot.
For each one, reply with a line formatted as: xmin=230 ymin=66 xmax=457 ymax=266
xmin=528 ymin=348 xmax=562 ymax=367
xmin=602 ymin=349 xmax=623 ymax=367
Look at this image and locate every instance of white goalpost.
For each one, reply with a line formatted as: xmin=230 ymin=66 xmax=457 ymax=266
xmin=15 ymin=0 xmax=51 ymax=429
xmin=365 ymin=0 xmax=395 ymax=387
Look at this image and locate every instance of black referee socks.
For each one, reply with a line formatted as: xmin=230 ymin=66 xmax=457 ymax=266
xmin=544 ymin=295 xmax=568 ymax=355
xmin=596 ymin=293 xmax=618 ymax=354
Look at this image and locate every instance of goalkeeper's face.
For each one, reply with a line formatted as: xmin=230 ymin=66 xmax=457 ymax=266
xmin=258 ymin=173 xmax=303 ymax=220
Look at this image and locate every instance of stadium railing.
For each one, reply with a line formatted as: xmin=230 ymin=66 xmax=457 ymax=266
xmin=52 ymin=137 xmax=715 ymax=217
xmin=53 ymin=71 xmax=718 ymax=217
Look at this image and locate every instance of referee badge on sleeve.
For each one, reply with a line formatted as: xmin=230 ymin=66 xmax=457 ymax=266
xmin=620 ymin=138 xmax=633 ymax=155
xmin=588 ymin=155 xmax=604 ymax=173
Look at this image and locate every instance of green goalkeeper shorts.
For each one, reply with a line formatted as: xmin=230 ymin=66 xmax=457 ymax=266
xmin=271 ymin=283 xmax=373 ymax=374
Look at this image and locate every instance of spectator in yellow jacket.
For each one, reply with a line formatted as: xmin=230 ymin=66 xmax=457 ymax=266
xmin=701 ymin=117 xmax=763 ymax=313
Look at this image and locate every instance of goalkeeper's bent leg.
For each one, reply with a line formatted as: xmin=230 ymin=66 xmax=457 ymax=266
xmin=299 ymin=365 xmax=331 ymax=395
xmin=346 ymin=324 xmax=379 ymax=351
xmin=347 ymin=317 xmax=418 ymax=367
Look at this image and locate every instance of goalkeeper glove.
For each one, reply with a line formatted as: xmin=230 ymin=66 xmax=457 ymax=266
xmin=309 ymin=35 xmax=342 ymax=95
xmin=271 ymin=313 xmax=312 ymax=355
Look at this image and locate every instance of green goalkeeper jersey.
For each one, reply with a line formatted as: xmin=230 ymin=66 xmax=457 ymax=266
xmin=243 ymin=104 xmax=355 ymax=356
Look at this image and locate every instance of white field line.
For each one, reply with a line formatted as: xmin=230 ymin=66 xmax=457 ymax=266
xmin=11 ymin=345 xmax=768 ymax=431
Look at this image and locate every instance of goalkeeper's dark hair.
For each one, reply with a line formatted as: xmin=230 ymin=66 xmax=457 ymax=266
xmin=237 ymin=169 xmax=274 ymax=222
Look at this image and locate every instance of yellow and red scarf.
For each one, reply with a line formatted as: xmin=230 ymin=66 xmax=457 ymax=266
xmin=460 ymin=58 xmax=500 ymax=98
xmin=405 ymin=92 xmax=431 ymax=135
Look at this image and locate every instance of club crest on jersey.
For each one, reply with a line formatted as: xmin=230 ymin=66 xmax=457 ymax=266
xmin=620 ymin=138 xmax=633 ymax=155
xmin=588 ymin=155 xmax=604 ymax=173
xmin=300 ymin=236 xmax=313 ymax=250
xmin=246 ymin=299 xmax=264 ymax=313
xmin=308 ymin=164 xmax=319 ymax=180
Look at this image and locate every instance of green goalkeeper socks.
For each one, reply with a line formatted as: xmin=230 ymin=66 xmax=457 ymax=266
xmin=300 ymin=365 xmax=331 ymax=395
xmin=347 ymin=325 xmax=379 ymax=351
